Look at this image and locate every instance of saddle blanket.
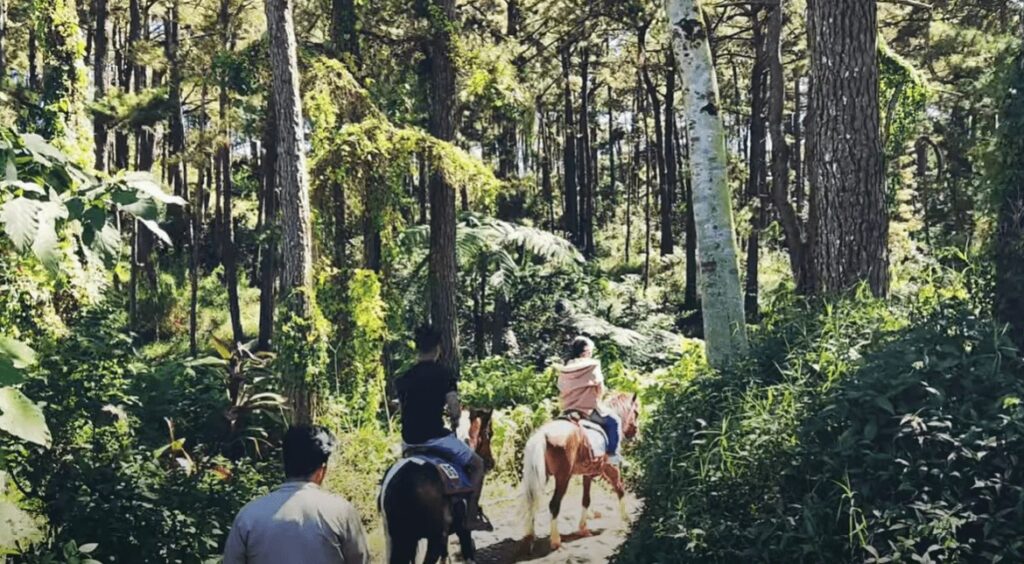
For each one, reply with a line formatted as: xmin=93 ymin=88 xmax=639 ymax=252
xmin=580 ymin=420 xmax=608 ymax=458
xmin=380 ymin=454 xmax=474 ymax=498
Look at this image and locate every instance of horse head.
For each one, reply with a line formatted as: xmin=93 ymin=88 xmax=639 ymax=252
xmin=609 ymin=392 xmax=641 ymax=440
xmin=466 ymin=408 xmax=495 ymax=471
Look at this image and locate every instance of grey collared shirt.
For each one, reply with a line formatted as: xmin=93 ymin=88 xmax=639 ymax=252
xmin=223 ymin=481 xmax=370 ymax=564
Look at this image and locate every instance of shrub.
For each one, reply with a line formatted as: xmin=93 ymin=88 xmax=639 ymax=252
xmin=617 ymin=282 xmax=1024 ymax=563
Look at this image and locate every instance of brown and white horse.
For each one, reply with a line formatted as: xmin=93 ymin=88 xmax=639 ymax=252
xmin=520 ymin=392 xmax=640 ymax=550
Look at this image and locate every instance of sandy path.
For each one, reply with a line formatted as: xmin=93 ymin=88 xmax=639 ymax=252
xmin=452 ymin=479 xmax=642 ymax=564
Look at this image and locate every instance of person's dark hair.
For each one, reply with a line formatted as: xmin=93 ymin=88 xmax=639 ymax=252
xmin=283 ymin=425 xmax=336 ymax=478
xmin=570 ymin=336 xmax=594 ymax=359
xmin=414 ymin=324 xmax=442 ymax=354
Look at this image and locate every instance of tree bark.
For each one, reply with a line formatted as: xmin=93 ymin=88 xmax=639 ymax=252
xmin=663 ymin=57 xmax=678 ymax=257
xmin=92 ymin=0 xmax=108 ymax=171
xmin=793 ymin=73 xmax=805 ymax=215
xmin=560 ymin=47 xmax=579 ymax=245
xmin=745 ymin=8 xmax=768 ymax=322
xmin=265 ymin=0 xmax=316 ymax=421
xmin=995 ymin=52 xmax=1024 ymax=349
xmin=0 ymin=0 xmax=6 ymax=83
xmin=665 ymin=0 xmax=749 ymax=368
xmin=219 ymin=0 xmax=244 ymax=345
xmin=330 ymin=0 xmax=358 ymax=64
xmin=640 ymin=27 xmax=671 ymax=258
xmin=681 ymin=121 xmax=698 ymax=310
xmin=578 ymin=44 xmax=595 ymax=257
xmin=424 ymin=0 xmax=460 ymax=373
xmin=768 ymin=1 xmax=809 ymax=293
xmin=807 ymin=0 xmax=888 ymax=296
xmin=28 ymin=27 xmax=38 ymax=90
xmin=257 ymin=96 xmax=278 ymax=352
xmin=166 ymin=4 xmax=188 ymax=246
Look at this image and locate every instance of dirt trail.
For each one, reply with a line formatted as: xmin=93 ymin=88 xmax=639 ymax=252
xmin=454 ymin=479 xmax=642 ymax=564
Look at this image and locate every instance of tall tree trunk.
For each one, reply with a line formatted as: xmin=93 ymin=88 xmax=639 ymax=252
xmin=608 ymin=84 xmax=617 ymax=207
xmin=265 ymin=0 xmax=317 ymax=422
xmin=560 ymin=47 xmax=579 ymax=245
xmin=663 ymin=57 xmax=678 ymax=256
xmin=424 ymin=0 xmax=460 ymax=372
xmin=793 ymin=74 xmax=805 ymax=215
xmin=768 ymin=1 xmax=809 ymax=293
xmin=642 ymin=97 xmax=653 ymax=290
xmin=681 ymin=122 xmax=698 ymax=310
xmin=92 ymin=0 xmax=108 ymax=171
xmin=807 ymin=0 xmax=888 ymax=296
xmin=28 ymin=27 xmax=38 ymax=90
xmin=418 ymin=152 xmax=428 ymax=224
xmin=995 ymin=51 xmax=1024 ymax=349
xmin=257 ymin=96 xmax=278 ymax=352
xmin=745 ymin=8 xmax=768 ymax=322
xmin=330 ymin=0 xmax=358 ymax=64
xmin=666 ymin=0 xmax=749 ymax=368
xmin=640 ymin=25 xmax=671 ymax=256
xmin=0 ymin=0 xmax=6 ymax=83
xmin=578 ymin=44 xmax=595 ymax=257
xmin=220 ymin=0 xmax=244 ymax=345
xmin=166 ymin=5 xmax=187 ymax=246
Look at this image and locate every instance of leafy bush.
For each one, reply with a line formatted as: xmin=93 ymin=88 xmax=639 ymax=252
xmin=460 ymin=357 xmax=557 ymax=409
xmin=617 ymin=282 xmax=1024 ymax=563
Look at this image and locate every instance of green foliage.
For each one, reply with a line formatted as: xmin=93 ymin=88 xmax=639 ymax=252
xmin=36 ymin=0 xmax=87 ymax=150
xmin=617 ymin=274 xmax=1024 ymax=562
xmin=459 ymin=357 xmax=557 ymax=409
xmin=329 ymin=269 xmax=388 ymax=429
xmin=0 ymin=127 xmax=184 ymax=272
xmin=275 ymin=289 xmax=330 ymax=422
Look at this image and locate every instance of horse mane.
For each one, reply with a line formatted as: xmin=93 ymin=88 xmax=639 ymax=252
xmin=606 ymin=391 xmax=636 ymax=414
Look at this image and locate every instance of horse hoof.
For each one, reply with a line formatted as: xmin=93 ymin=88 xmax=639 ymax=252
xmin=578 ymin=527 xmax=592 ymax=537
xmin=551 ymin=540 xmax=562 ymax=551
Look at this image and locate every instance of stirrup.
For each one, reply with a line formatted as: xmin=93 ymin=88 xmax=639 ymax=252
xmin=467 ymin=507 xmax=494 ymax=532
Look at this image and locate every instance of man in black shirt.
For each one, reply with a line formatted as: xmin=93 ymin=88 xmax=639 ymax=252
xmin=395 ymin=325 xmax=492 ymax=531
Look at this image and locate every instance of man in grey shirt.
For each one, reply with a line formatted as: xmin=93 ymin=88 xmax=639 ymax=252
xmin=223 ymin=426 xmax=370 ymax=563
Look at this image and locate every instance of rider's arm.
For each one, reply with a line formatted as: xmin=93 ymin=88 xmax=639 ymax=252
xmin=445 ymin=391 xmax=461 ymax=429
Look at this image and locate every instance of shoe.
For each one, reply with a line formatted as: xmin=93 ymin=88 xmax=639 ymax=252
xmin=466 ymin=509 xmax=494 ymax=532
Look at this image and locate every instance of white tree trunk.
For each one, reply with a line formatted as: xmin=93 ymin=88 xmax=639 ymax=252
xmin=665 ymin=0 xmax=749 ymax=368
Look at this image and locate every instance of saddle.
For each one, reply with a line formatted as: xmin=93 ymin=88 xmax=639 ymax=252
xmin=557 ymin=410 xmax=609 ymax=458
xmin=392 ymin=449 xmax=475 ymax=496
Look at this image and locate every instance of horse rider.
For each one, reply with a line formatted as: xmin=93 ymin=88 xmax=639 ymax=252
xmin=557 ymin=336 xmax=622 ymax=465
xmin=394 ymin=325 xmax=493 ymax=532
xmin=223 ymin=425 xmax=370 ymax=563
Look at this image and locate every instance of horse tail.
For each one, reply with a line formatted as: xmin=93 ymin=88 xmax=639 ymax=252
xmin=520 ymin=428 xmax=548 ymax=534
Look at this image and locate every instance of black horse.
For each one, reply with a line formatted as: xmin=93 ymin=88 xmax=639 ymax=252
xmin=380 ymin=408 xmax=494 ymax=564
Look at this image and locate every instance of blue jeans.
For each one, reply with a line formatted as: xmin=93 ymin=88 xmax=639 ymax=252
xmin=404 ymin=433 xmax=475 ymax=467
xmin=601 ymin=416 xmax=620 ymax=456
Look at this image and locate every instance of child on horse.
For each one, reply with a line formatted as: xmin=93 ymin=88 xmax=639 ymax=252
xmin=394 ymin=325 xmax=493 ymax=532
xmin=557 ymin=336 xmax=622 ymax=464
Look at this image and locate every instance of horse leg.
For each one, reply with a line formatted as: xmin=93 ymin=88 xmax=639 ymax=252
xmin=578 ymin=475 xmax=593 ymax=536
xmin=422 ymin=533 xmax=447 ymax=564
xmin=453 ymin=500 xmax=477 ymax=563
xmin=601 ymin=463 xmax=629 ymax=523
xmin=548 ymin=472 xmax=571 ymax=550
xmin=388 ymin=536 xmax=418 ymax=564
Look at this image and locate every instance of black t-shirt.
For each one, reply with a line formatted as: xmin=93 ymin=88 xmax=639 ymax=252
xmin=395 ymin=361 xmax=458 ymax=444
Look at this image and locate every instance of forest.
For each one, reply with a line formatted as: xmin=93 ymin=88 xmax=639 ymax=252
xmin=0 ymin=0 xmax=1023 ymax=560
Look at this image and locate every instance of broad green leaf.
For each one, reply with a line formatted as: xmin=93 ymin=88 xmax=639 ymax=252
xmin=32 ymin=199 xmax=67 ymax=272
xmin=1 ymin=197 xmax=42 ymax=250
xmin=122 ymin=172 xmax=187 ymax=206
xmin=185 ymin=356 xmax=229 ymax=368
xmin=83 ymin=206 xmax=107 ymax=231
xmin=0 ymin=337 xmax=37 ymax=368
xmin=91 ymin=222 xmax=122 ymax=265
xmin=78 ymin=543 xmax=98 ymax=554
xmin=0 ymin=387 xmax=51 ymax=446
xmin=0 ymin=337 xmax=37 ymax=385
xmin=0 ymin=180 xmax=45 ymax=195
xmin=3 ymin=154 xmax=16 ymax=181
xmin=119 ymin=194 xmax=159 ymax=220
xmin=0 ymin=500 xmax=43 ymax=552
xmin=137 ymin=217 xmax=172 ymax=245
xmin=21 ymin=134 xmax=67 ymax=165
